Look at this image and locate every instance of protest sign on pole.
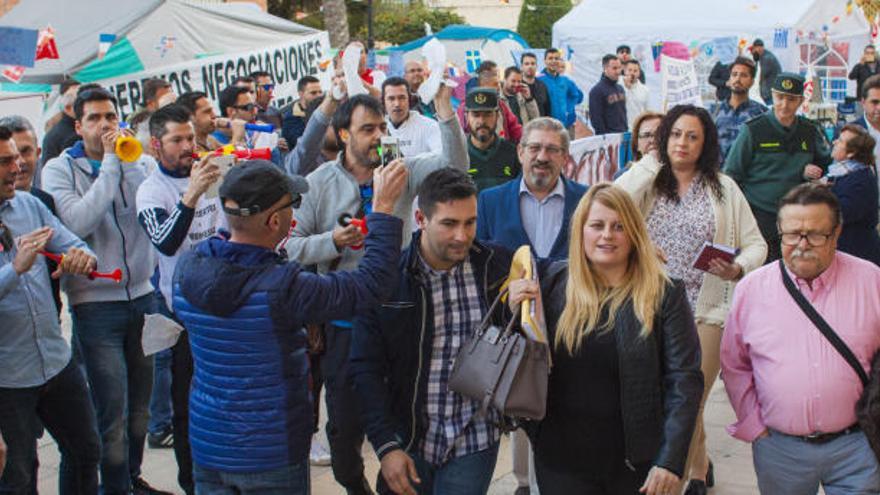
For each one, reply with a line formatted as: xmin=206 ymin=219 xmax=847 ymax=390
xmin=660 ymin=54 xmax=702 ymax=110
xmin=91 ymin=32 xmax=331 ymax=120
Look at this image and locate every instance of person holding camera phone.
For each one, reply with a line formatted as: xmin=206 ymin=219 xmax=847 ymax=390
xmin=502 ymin=67 xmax=540 ymax=126
xmin=850 ymin=45 xmax=880 ymax=108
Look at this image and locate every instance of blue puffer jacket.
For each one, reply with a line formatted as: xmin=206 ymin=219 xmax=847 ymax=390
xmin=172 ymin=212 xmax=402 ymax=472
xmin=538 ymin=68 xmax=584 ymax=127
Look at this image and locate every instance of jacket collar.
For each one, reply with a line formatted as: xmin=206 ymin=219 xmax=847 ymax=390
xmin=403 ymin=229 xmax=495 ymax=281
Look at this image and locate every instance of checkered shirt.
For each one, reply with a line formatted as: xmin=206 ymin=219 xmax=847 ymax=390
xmin=418 ymin=255 xmax=500 ymax=465
xmin=714 ymin=98 xmax=768 ymax=162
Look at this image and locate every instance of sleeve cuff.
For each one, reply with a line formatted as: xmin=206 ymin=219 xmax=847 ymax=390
xmin=727 ymin=412 xmax=767 ymax=442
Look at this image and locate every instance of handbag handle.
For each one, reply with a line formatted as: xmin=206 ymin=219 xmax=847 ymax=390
xmin=476 ymin=288 xmax=511 ymax=334
xmin=778 ymin=260 xmax=869 ymax=386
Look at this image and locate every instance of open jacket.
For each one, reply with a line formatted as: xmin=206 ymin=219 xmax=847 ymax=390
xmin=615 ymin=154 xmax=768 ymax=325
xmin=349 ymin=234 xmax=514 ymax=461
xmin=531 ymin=263 xmax=703 ymax=477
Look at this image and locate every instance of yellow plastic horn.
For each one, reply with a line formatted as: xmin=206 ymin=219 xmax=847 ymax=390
xmin=115 ymin=135 xmax=143 ymax=162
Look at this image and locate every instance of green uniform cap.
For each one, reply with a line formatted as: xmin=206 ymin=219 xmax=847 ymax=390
xmin=772 ymin=72 xmax=805 ymax=96
xmin=465 ymin=88 xmax=499 ymax=111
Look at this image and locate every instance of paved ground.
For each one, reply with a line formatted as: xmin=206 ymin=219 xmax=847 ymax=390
xmin=36 ymin=309 xmax=759 ymax=494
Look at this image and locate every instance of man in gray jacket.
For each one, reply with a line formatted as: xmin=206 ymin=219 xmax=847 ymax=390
xmin=285 ymin=83 xmax=467 ymax=494
xmin=41 ymin=87 xmax=167 ymax=495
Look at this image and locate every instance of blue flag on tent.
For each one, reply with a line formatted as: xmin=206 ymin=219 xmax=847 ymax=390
xmin=466 ymin=50 xmax=482 ymax=73
xmin=773 ymin=28 xmax=789 ymax=49
xmin=0 ymin=27 xmax=38 ymax=68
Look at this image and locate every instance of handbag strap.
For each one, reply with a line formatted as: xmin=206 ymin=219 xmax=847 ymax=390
xmin=778 ymin=260 xmax=869 ymax=386
xmin=477 ymin=287 xmax=510 ymax=333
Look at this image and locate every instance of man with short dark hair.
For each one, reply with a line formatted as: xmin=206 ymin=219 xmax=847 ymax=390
xmin=382 ymin=77 xmax=442 ymax=156
xmin=713 ymin=56 xmax=767 ymax=163
xmin=0 ymin=123 xmax=101 ymax=495
xmin=751 ymin=39 xmax=782 ymax=105
xmin=136 ymin=104 xmax=225 ymax=495
xmin=351 ymin=167 xmax=513 ymax=495
xmin=722 ymin=183 xmax=880 ymax=494
xmin=502 ymin=66 xmax=540 ymax=126
xmin=852 ymin=75 xmax=880 ymax=202
xmin=173 ymin=159 xmax=408 ymax=494
xmin=520 ymin=53 xmax=551 ymax=117
xmin=41 ymin=88 xmax=168 ymax=495
xmin=588 ymin=54 xmax=627 ymax=134
xmin=850 ymin=45 xmax=880 ymax=105
xmin=127 ymin=78 xmax=175 ymax=127
xmin=286 ymin=86 xmax=467 ymax=494
xmin=40 ymin=79 xmax=81 ymax=170
xmin=724 ymin=73 xmax=832 ymax=262
xmin=177 ymin=91 xmax=217 ymax=153
xmin=283 ymin=76 xmax=324 ymax=149
xmin=616 ymin=44 xmax=645 ymax=83
xmin=622 ymin=59 xmax=649 ymax=129
xmin=208 ymin=85 xmax=251 ymax=150
xmin=250 ymin=71 xmax=283 ymax=130
xmin=464 ymin=88 xmax=521 ymax=190
xmin=539 ymin=49 xmax=584 ymax=130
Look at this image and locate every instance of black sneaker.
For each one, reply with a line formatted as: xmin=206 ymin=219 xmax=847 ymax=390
xmin=147 ymin=426 xmax=173 ymax=449
xmin=131 ymin=477 xmax=174 ymax=495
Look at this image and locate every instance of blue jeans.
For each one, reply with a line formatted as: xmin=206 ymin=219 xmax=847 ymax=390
xmin=753 ymin=428 xmax=880 ymax=494
xmin=71 ymin=293 xmax=158 ymax=495
xmin=378 ymin=443 xmax=499 ymax=495
xmin=147 ymin=348 xmax=172 ymax=435
xmin=193 ymin=462 xmax=309 ymax=495
xmin=0 ymin=358 xmax=101 ymax=495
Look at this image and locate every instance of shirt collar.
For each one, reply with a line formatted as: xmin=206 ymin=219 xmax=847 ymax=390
xmin=519 ymin=176 xmax=565 ymax=201
xmin=417 ymin=245 xmax=464 ymax=278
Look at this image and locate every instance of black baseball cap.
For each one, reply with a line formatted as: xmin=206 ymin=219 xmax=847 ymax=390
xmin=219 ymin=160 xmax=309 ymax=217
xmin=752 ymin=39 xmax=765 ymax=47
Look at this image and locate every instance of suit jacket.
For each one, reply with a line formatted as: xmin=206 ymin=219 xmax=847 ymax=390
xmin=476 ymin=176 xmax=587 ymax=261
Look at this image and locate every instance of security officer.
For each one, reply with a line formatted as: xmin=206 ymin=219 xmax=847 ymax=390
xmin=723 ymin=72 xmax=832 ymax=262
xmin=465 ymin=88 xmax=521 ymax=191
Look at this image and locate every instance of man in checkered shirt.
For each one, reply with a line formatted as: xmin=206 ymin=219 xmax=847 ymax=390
xmin=350 ymin=168 xmax=514 ymax=494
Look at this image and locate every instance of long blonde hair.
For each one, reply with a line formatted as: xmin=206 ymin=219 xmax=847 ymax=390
xmin=555 ymin=183 xmax=669 ymax=354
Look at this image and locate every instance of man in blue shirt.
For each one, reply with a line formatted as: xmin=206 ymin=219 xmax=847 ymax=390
xmin=539 ymin=48 xmax=584 ymax=131
xmin=713 ymin=56 xmax=768 ymax=164
xmin=0 ymin=124 xmax=101 ymax=494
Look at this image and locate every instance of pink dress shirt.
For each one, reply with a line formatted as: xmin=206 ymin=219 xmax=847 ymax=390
xmin=721 ymin=252 xmax=880 ymax=442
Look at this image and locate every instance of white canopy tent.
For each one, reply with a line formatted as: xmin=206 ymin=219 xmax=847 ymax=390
xmin=552 ymin=0 xmax=871 ymax=109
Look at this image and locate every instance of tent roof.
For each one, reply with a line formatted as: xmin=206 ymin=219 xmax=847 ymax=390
xmin=0 ymin=0 xmax=318 ymax=84
xmin=554 ymin=0 xmax=865 ymax=39
xmin=391 ymin=24 xmax=528 ymax=52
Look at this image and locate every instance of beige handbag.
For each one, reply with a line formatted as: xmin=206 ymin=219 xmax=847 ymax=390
xmin=448 ymin=289 xmax=550 ymax=420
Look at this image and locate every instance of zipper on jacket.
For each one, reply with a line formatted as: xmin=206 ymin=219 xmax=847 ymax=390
xmin=617 ymin=328 xmax=636 ymax=472
xmin=111 ymin=201 xmax=133 ymax=300
xmin=405 ymin=285 xmax=428 ymax=453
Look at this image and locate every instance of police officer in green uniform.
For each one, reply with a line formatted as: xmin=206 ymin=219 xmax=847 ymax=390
xmin=723 ymin=72 xmax=832 ymax=262
xmin=465 ymin=87 xmax=521 ymax=191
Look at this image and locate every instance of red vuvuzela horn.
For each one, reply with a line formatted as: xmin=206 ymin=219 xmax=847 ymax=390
xmin=39 ymin=251 xmax=123 ymax=283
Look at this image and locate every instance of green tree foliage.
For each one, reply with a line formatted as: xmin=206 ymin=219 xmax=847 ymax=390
xmin=367 ymin=3 xmax=464 ymax=46
xmin=516 ymin=0 xmax=572 ymax=48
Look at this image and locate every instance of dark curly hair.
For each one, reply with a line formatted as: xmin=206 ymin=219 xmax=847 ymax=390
xmin=653 ymin=104 xmax=723 ymax=202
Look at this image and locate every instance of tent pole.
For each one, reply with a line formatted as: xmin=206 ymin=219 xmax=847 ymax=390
xmin=367 ymin=0 xmax=374 ymax=49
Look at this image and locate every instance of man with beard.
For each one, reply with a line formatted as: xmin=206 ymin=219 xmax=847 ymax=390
xmin=713 ymin=56 xmax=767 ymax=163
xmin=465 ymin=88 xmax=521 ymax=191
xmin=284 ymin=84 xmax=467 ymax=495
xmin=588 ymin=54 xmax=627 ymax=135
xmin=177 ymin=92 xmax=225 ymax=154
xmin=724 ymin=73 xmax=831 ymax=263
xmin=475 ymin=116 xmax=584 ymax=495
xmin=383 ymin=77 xmax=442 ymax=157
xmin=521 ymin=53 xmax=551 ymax=117
xmin=750 ymin=39 xmax=782 ymax=106
xmin=282 ymin=76 xmax=324 ymax=149
xmin=135 ymin=104 xmax=225 ymax=495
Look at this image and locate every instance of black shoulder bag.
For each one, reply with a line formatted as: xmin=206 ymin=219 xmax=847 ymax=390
xmin=779 ymin=260 xmax=880 ymax=460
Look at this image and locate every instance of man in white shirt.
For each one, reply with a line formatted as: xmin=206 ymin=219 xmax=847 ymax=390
xmin=382 ymin=77 xmax=442 ymax=157
xmin=623 ymin=60 xmax=650 ymax=130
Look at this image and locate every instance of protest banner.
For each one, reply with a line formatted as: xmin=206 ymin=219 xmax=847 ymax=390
xmin=92 ymin=32 xmax=331 ymax=120
xmin=660 ymin=54 xmax=702 ymax=110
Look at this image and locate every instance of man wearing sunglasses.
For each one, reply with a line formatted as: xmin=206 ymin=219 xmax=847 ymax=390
xmin=172 ymin=159 xmax=408 ymax=494
xmin=251 ymin=71 xmax=283 ymax=131
xmin=211 ymin=85 xmax=288 ymax=163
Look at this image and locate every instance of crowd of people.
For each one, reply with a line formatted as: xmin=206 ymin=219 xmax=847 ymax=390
xmin=0 ymin=36 xmax=879 ymax=495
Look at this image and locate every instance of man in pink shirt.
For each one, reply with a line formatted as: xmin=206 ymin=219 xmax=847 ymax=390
xmin=722 ymin=183 xmax=880 ymax=494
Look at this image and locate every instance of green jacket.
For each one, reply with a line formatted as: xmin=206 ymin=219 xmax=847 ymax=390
xmin=467 ymin=136 xmax=521 ymax=191
xmin=723 ymin=112 xmax=831 ymax=215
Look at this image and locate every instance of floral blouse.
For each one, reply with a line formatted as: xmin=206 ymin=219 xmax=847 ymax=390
xmin=647 ymin=177 xmax=716 ymax=310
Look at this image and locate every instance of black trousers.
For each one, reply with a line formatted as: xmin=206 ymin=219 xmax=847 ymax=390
xmin=322 ymin=325 xmax=371 ymax=495
xmin=171 ymin=332 xmax=194 ymax=495
xmin=534 ymin=455 xmax=651 ymax=495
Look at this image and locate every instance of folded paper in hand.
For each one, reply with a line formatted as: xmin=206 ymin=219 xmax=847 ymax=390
xmin=692 ymin=241 xmax=739 ymax=272
xmin=142 ymin=313 xmax=184 ymax=356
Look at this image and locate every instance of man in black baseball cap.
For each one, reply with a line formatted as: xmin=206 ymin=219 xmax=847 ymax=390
xmin=171 ymin=159 xmax=409 ymax=494
xmin=464 ymin=88 xmax=521 ymax=190
xmin=750 ymin=38 xmax=782 ymax=104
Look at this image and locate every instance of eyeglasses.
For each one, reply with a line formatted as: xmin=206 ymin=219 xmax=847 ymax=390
xmin=523 ymin=143 xmax=565 ymax=157
xmin=779 ymin=231 xmax=835 ymax=247
xmin=638 ymin=131 xmax=655 ymax=140
xmin=259 ymin=83 xmax=275 ymax=92
xmin=233 ymin=103 xmax=256 ymax=112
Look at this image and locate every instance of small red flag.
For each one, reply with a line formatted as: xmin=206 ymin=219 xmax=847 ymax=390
xmin=35 ymin=27 xmax=59 ymax=61
xmin=2 ymin=66 xmax=26 ymax=83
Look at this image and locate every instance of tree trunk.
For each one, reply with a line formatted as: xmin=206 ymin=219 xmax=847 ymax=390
xmin=323 ymin=0 xmax=350 ymax=48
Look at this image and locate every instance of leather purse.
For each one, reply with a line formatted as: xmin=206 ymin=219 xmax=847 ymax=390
xmin=779 ymin=260 xmax=880 ymax=460
xmin=448 ymin=288 xmax=550 ymax=421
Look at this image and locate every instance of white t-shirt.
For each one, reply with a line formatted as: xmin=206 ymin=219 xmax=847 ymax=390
xmin=624 ymin=81 xmax=650 ymax=129
xmin=136 ymin=167 xmax=227 ymax=310
xmin=387 ymin=111 xmax=443 ymax=158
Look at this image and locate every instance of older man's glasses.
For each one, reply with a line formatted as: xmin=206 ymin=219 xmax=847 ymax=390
xmin=524 ymin=143 xmax=564 ymax=157
xmin=779 ymin=231 xmax=835 ymax=247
